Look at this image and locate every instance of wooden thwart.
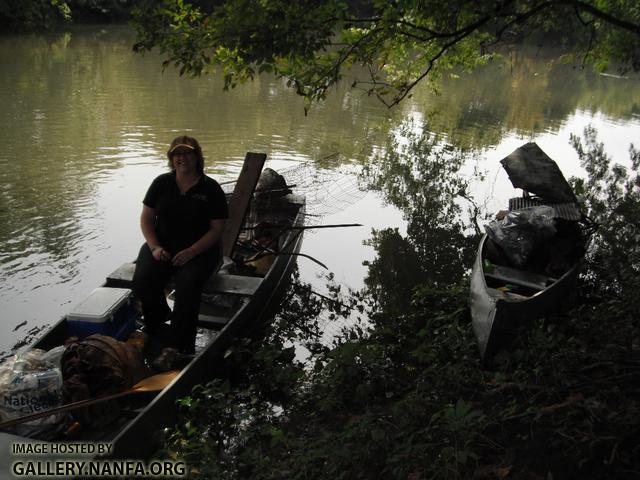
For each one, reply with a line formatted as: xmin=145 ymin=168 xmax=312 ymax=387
xmin=197 ymin=314 xmax=230 ymax=329
xmin=485 ymin=264 xmax=556 ymax=291
xmin=107 ymin=263 xmax=261 ymax=297
xmin=203 ymin=274 xmax=262 ymax=296
xmin=106 ymin=262 xmax=136 ymax=288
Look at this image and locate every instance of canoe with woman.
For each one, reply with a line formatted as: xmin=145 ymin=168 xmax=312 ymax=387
xmin=0 ymin=136 xmax=306 ymax=463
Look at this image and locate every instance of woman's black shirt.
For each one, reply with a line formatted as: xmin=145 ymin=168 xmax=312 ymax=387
xmin=143 ymin=172 xmax=228 ymax=255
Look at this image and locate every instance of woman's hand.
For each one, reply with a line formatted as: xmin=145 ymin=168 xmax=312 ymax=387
xmin=172 ymin=247 xmax=197 ymax=266
xmin=151 ymin=245 xmax=171 ymax=262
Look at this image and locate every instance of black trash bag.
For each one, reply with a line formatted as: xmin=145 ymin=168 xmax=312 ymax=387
xmin=255 ymin=168 xmax=291 ymax=198
xmin=485 ymin=206 xmax=557 ymax=267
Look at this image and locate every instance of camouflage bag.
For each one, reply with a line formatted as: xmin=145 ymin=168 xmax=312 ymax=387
xmin=61 ymin=334 xmax=147 ymax=427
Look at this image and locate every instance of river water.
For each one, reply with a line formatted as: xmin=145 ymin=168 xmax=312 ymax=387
xmin=1 ymin=25 xmax=639 ymax=355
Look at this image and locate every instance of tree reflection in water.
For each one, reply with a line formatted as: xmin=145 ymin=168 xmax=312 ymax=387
xmin=274 ymin=121 xmax=484 ymax=345
xmin=361 ymin=121 xmax=481 ymax=316
xmin=262 ymin=121 xmax=485 ymax=349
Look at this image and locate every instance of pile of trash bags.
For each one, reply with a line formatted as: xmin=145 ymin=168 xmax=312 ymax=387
xmin=485 ymin=206 xmax=557 ymax=268
xmin=485 ymin=204 xmax=586 ymax=277
xmin=0 ymin=334 xmax=147 ymax=437
xmin=0 ymin=349 xmax=65 ymax=438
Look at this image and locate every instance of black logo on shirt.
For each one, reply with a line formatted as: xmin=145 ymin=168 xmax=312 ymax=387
xmin=191 ymin=193 xmax=208 ymax=202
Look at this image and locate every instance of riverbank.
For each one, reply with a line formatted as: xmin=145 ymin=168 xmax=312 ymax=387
xmin=159 ymin=275 xmax=638 ymax=479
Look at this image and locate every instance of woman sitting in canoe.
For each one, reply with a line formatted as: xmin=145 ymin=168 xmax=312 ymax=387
xmin=133 ymin=135 xmax=228 ymax=354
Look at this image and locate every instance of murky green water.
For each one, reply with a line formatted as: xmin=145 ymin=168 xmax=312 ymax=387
xmin=1 ymin=24 xmax=639 ymax=354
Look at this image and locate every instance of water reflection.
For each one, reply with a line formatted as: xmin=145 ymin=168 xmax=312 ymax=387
xmin=361 ymin=123 xmax=480 ymax=315
xmin=0 ymin=25 xmax=639 ymax=354
xmin=401 ymin=46 xmax=640 ymax=150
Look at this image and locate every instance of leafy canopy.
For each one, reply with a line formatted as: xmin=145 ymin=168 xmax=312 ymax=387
xmin=132 ymin=0 xmax=640 ymax=111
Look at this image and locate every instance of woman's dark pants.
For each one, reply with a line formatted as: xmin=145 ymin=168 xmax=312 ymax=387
xmin=132 ymin=244 xmax=220 ymax=353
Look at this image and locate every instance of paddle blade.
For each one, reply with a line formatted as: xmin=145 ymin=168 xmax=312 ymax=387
xmin=132 ymin=370 xmax=180 ymax=392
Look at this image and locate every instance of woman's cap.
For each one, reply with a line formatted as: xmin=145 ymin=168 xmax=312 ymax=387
xmin=169 ymin=143 xmax=196 ymax=154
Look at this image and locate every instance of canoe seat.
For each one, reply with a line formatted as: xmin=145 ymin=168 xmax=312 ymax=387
xmin=106 ymin=262 xmax=260 ymax=331
xmin=106 ymin=262 xmax=137 ymax=289
xmin=197 ymin=314 xmax=230 ymax=329
xmin=485 ymin=264 xmax=556 ymax=292
xmin=106 ymin=262 xmax=261 ymax=296
xmin=202 ymin=274 xmax=261 ymax=296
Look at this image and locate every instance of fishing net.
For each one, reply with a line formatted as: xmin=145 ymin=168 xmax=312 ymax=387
xmin=276 ymin=155 xmax=366 ymax=227
xmin=222 ymin=154 xmax=366 ymax=229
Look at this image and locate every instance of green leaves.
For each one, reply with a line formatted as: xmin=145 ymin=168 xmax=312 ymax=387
xmin=570 ymin=126 xmax=640 ymax=298
xmin=131 ymin=0 xmax=640 ymax=111
xmin=436 ymin=399 xmax=488 ymax=435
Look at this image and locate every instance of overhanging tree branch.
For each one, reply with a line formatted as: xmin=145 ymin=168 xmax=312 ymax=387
xmin=132 ymin=0 xmax=640 ymax=111
xmin=565 ymin=0 xmax=640 ymax=36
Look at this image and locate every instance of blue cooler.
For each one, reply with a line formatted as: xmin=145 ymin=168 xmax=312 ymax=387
xmin=66 ymin=287 xmax=138 ymax=340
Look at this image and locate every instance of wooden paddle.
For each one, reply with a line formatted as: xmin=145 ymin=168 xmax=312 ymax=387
xmin=0 ymin=370 xmax=180 ymax=430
